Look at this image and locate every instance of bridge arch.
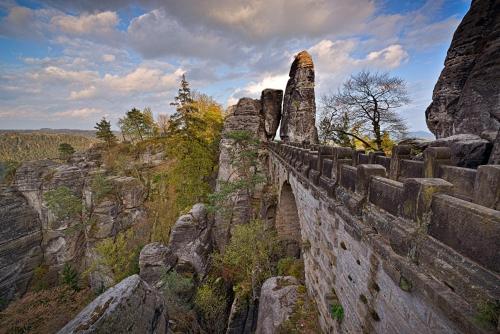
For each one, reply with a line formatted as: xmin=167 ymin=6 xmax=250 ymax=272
xmin=275 ymin=181 xmax=301 ymax=257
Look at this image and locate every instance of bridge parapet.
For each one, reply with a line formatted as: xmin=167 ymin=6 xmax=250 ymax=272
xmin=269 ymin=140 xmax=500 ymax=273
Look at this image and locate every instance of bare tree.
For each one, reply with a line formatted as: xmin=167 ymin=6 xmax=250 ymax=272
xmin=320 ymin=70 xmax=409 ymax=150
xmin=157 ymin=113 xmax=170 ymax=136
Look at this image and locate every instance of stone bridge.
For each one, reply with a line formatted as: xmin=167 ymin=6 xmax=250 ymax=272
xmin=267 ymin=141 xmax=499 ymax=334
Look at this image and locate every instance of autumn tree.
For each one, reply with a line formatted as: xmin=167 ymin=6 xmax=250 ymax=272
xmin=320 ymin=70 xmax=409 ymax=151
xmin=94 ymin=117 xmax=117 ymax=148
xmin=58 ymin=143 xmax=75 ymax=161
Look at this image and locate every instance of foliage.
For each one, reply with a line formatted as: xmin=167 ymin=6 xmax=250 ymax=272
xmin=320 ymin=70 xmax=409 ymax=150
xmin=60 ymin=264 xmax=79 ymax=291
xmin=330 ymin=303 xmax=344 ymax=322
xmin=475 ymin=300 xmax=500 ymax=330
xmin=94 ymin=229 xmax=141 ymax=283
xmin=0 ymin=160 xmax=20 ymax=185
xmin=150 ymin=92 xmax=223 ymax=243
xmin=162 ymin=270 xmax=195 ymax=310
xmin=0 ymin=286 xmax=92 ymax=334
xmin=94 ymin=118 xmax=117 ymax=148
xmin=43 ymin=186 xmax=82 ymax=221
xmin=277 ymin=257 xmax=305 ymax=281
xmin=58 ymin=143 xmax=75 ymax=161
xmin=0 ymin=132 xmax=96 ymax=162
xmin=118 ymin=107 xmax=157 ymax=143
xmin=277 ymin=286 xmax=321 ymax=334
xmin=90 ymin=173 xmax=113 ymax=203
xmin=194 ymin=277 xmax=228 ymax=334
xmin=214 ymin=220 xmax=280 ymax=299
xmin=32 ymin=265 xmax=49 ymax=292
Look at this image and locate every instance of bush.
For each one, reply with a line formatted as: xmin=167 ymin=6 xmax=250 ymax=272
xmin=43 ymin=186 xmax=82 ymax=221
xmin=213 ymin=220 xmax=280 ymax=298
xmin=475 ymin=300 xmax=500 ymax=330
xmin=277 ymin=257 xmax=305 ymax=281
xmin=90 ymin=173 xmax=113 ymax=203
xmin=60 ymin=264 xmax=79 ymax=291
xmin=330 ymin=303 xmax=344 ymax=322
xmin=32 ymin=265 xmax=49 ymax=291
xmin=194 ymin=277 xmax=228 ymax=334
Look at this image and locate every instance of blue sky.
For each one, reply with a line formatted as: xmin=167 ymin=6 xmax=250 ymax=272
xmin=0 ymin=0 xmax=470 ymax=131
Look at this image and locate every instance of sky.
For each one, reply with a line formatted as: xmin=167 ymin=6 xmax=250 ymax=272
xmin=0 ymin=0 xmax=470 ymax=131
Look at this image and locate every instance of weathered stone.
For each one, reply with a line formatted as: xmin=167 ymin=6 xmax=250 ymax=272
xmin=226 ymin=293 xmax=257 ymax=334
xmin=429 ymin=134 xmax=492 ymax=168
xmin=261 ymin=89 xmax=283 ymax=140
xmin=255 ymin=276 xmax=300 ymax=334
xmin=425 ymin=0 xmax=500 ymax=138
xmin=0 ymin=188 xmax=42 ymax=308
xmin=169 ymin=203 xmax=212 ymax=276
xmin=489 ymin=129 xmax=500 ymax=164
xmin=58 ymin=275 xmax=168 ymax=334
xmin=139 ymin=242 xmax=177 ymax=286
xmin=280 ymin=50 xmax=318 ymax=144
xmin=473 ymin=165 xmax=500 ymax=209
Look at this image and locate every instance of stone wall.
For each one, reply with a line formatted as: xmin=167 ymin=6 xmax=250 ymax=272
xmin=268 ymin=141 xmax=499 ymax=333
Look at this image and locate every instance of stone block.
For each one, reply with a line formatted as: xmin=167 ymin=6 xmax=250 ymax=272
xmin=355 ymin=164 xmax=387 ymax=196
xmin=401 ymin=178 xmax=453 ymax=224
xmin=424 ymin=147 xmax=452 ymax=178
xmin=473 ymin=165 xmax=500 ymax=209
xmin=429 ymin=194 xmax=500 ymax=272
xmin=399 ymin=159 xmax=424 ymax=179
xmin=438 ymin=165 xmax=476 ymax=200
xmin=368 ymin=177 xmax=404 ymax=216
xmin=340 ymin=165 xmax=357 ymax=192
xmin=389 ymin=145 xmax=412 ymax=179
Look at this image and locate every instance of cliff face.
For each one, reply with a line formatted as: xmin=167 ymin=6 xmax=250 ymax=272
xmin=0 ymin=148 xmax=149 ymax=307
xmin=425 ymin=0 xmax=500 ymax=139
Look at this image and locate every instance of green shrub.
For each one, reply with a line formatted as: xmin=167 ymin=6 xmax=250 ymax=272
xmin=60 ymin=264 xmax=79 ymax=291
xmin=475 ymin=300 xmax=500 ymax=330
xmin=90 ymin=173 xmax=113 ymax=203
xmin=330 ymin=303 xmax=344 ymax=322
xmin=277 ymin=257 xmax=305 ymax=281
xmin=162 ymin=271 xmax=195 ymax=310
xmin=32 ymin=265 xmax=49 ymax=291
xmin=44 ymin=186 xmax=82 ymax=221
xmin=194 ymin=277 xmax=228 ymax=334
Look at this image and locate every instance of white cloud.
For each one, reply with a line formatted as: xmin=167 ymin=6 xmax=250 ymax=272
xmin=102 ymin=66 xmax=183 ymax=93
xmin=53 ymin=107 xmax=103 ymax=119
xmin=69 ymin=86 xmax=97 ymax=100
xmin=51 ymin=11 xmax=119 ymax=35
xmin=366 ymin=44 xmax=409 ymax=68
xmin=102 ymin=54 xmax=116 ymax=62
xmin=30 ymin=66 xmax=98 ymax=83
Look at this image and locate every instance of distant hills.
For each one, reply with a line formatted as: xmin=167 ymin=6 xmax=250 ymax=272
xmin=406 ymin=131 xmax=435 ymax=140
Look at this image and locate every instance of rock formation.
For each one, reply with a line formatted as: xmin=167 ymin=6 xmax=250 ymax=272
xmin=280 ymin=50 xmax=318 ymax=144
xmin=261 ymin=89 xmax=283 ymax=140
xmin=168 ymin=203 xmax=212 ymax=276
xmin=0 ymin=188 xmax=43 ymax=307
xmin=139 ymin=242 xmax=177 ymax=286
xmin=255 ymin=276 xmax=300 ymax=334
xmin=425 ymin=0 xmax=500 ymax=140
xmin=57 ymin=275 xmax=168 ymax=334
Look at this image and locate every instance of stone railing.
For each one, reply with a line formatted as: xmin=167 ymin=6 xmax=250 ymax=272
xmin=268 ymin=141 xmax=500 ymax=274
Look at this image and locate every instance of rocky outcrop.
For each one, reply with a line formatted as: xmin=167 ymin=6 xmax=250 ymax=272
xmin=280 ymin=50 xmax=318 ymax=144
xmin=255 ymin=276 xmax=300 ymax=334
xmin=226 ymin=293 xmax=258 ymax=334
xmin=58 ymin=275 xmax=168 ymax=334
xmin=0 ymin=188 xmax=42 ymax=308
xmin=214 ymin=98 xmax=269 ymax=250
xmin=139 ymin=242 xmax=177 ymax=286
xmin=425 ymin=0 xmax=500 ymax=139
xmin=169 ymin=203 xmax=211 ymax=276
xmin=430 ymin=134 xmax=492 ymax=168
xmin=261 ymin=89 xmax=283 ymax=140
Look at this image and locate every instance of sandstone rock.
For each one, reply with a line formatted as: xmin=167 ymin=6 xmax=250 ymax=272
xmin=256 ymin=276 xmax=300 ymax=334
xmin=0 ymin=188 xmax=42 ymax=308
xmin=261 ymin=89 xmax=283 ymax=140
xmin=425 ymin=0 xmax=500 ymax=138
xmin=430 ymin=134 xmax=492 ymax=168
xmin=169 ymin=203 xmax=212 ymax=276
xmin=489 ymin=129 xmax=500 ymax=164
xmin=58 ymin=275 xmax=168 ymax=334
xmin=280 ymin=50 xmax=318 ymax=144
xmin=139 ymin=242 xmax=177 ymax=286
xmin=226 ymin=293 xmax=258 ymax=334
xmin=108 ymin=176 xmax=146 ymax=209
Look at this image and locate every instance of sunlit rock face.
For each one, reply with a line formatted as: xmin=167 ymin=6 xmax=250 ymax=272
xmin=425 ymin=0 xmax=500 ymax=139
xmin=261 ymin=88 xmax=283 ymax=140
xmin=280 ymin=50 xmax=318 ymax=144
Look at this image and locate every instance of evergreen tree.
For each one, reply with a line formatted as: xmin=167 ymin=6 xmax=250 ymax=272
xmin=58 ymin=143 xmax=75 ymax=161
xmin=94 ymin=117 xmax=117 ymax=148
xmin=118 ymin=107 xmax=157 ymax=142
xmin=170 ymin=74 xmax=193 ymax=109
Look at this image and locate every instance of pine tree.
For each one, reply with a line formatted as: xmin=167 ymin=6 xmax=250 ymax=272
xmin=170 ymin=74 xmax=193 ymax=109
xmin=58 ymin=143 xmax=75 ymax=161
xmin=94 ymin=117 xmax=117 ymax=148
